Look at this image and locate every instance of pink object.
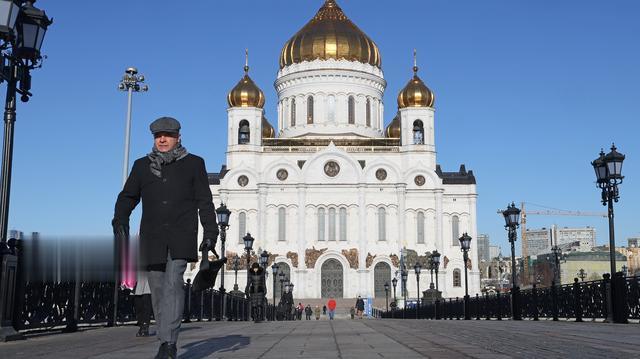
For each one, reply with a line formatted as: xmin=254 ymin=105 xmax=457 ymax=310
xmin=120 ymin=234 xmax=137 ymax=290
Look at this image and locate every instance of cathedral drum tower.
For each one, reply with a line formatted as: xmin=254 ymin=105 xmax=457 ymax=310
xmin=196 ymin=0 xmax=479 ymax=303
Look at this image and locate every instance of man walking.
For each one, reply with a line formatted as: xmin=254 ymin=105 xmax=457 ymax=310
xmin=355 ymin=296 xmax=365 ymax=319
xmin=113 ymin=117 xmax=218 ymax=359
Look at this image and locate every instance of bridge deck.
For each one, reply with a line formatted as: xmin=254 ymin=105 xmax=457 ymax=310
xmin=2 ymin=319 xmax=638 ymax=358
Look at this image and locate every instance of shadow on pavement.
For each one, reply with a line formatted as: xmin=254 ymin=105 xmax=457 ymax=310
xmin=180 ymin=335 xmax=251 ymax=359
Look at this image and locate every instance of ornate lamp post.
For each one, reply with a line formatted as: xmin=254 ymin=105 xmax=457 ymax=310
xmin=259 ymin=250 xmax=269 ymax=269
xmin=117 ymin=67 xmax=147 ymax=186
xmin=270 ymin=263 xmax=278 ymax=319
xmin=401 ymin=269 xmax=408 ymax=317
xmin=278 ymin=271 xmax=285 ymax=300
xmin=391 ymin=277 xmax=397 ymax=317
xmin=243 ymin=232 xmax=254 ymax=290
xmin=414 ymin=262 xmax=422 ymax=319
xmin=578 ymin=268 xmax=587 ymax=282
xmin=0 ymin=0 xmax=52 ymax=339
xmin=592 ymin=145 xmax=625 ymax=278
xmin=384 ymin=282 xmax=389 ymax=312
xmin=502 ymin=202 xmax=521 ymax=320
xmin=459 ymin=232 xmax=472 ymax=320
xmin=426 ymin=253 xmax=434 ymax=288
xmin=551 ymin=245 xmax=562 ymax=284
xmin=216 ymin=203 xmax=231 ymax=293
xmin=432 ymin=250 xmax=441 ymax=291
xmin=232 ymin=254 xmax=240 ymax=292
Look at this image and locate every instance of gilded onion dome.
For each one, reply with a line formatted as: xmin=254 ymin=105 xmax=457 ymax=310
xmin=227 ymin=62 xmax=265 ymax=108
xmin=262 ymin=115 xmax=275 ymax=138
xmin=279 ymin=0 xmax=381 ymax=69
xmin=397 ymin=64 xmax=435 ymax=109
xmin=385 ymin=112 xmax=401 ymax=138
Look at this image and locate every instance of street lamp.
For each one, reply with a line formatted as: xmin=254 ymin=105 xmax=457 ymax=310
xmin=232 ymin=254 xmax=240 ymax=291
xmin=259 ymin=250 xmax=269 ymax=269
xmin=117 ymin=67 xmax=147 ymax=186
xmin=384 ymin=282 xmax=390 ymax=312
xmin=432 ymin=250 xmax=441 ymax=291
xmin=391 ymin=277 xmax=397 ymax=317
xmin=592 ymin=144 xmax=624 ymax=278
xmin=401 ymin=269 xmax=408 ymax=316
xmin=551 ymin=245 xmax=562 ymax=284
xmin=0 ymin=0 xmax=51 ymax=339
xmin=459 ymin=232 xmax=472 ymax=320
xmin=414 ymin=262 xmax=422 ymax=319
xmin=216 ymin=203 xmax=231 ymax=293
xmin=578 ymin=268 xmax=587 ymax=282
xmin=278 ymin=271 xmax=285 ymax=300
xmin=243 ymin=232 xmax=254 ymax=292
xmin=502 ymin=202 xmax=521 ymax=320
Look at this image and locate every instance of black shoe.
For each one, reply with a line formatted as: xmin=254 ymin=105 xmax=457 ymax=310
xmin=166 ymin=343 xmax=177 ymax=359
xmin=136 ymin=324 xmax=150 ymax=337
xmin=154 ymin=342 xmax=167 ymax=359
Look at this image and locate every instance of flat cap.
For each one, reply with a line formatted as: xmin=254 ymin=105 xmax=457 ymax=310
xmin=150 ymin=116 xmax=181 ymax=134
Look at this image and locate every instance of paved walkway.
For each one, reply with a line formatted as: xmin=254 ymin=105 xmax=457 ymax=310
xmin=2 ymin=319 xmax=639 ymax=358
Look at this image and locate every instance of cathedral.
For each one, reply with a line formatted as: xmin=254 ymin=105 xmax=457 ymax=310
xmin=188 ymin=0 xmax=480 ymax=301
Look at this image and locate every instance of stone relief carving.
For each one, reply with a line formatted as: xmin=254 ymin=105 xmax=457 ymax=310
xmin=366 ymin=252 xmax=377 ymax=268
xmin=286 ymin=251 xmax=299 ymax=268
xmin=390 ymin=254 xmax=399 ymax=267
xmin=276 ymin=169 xmax=288 ymax=181
xmin=404 ymin=249 xmax=430 ymax=268
xmin=224 ymin=250 xmax=258 ymax=270
xmin=375 ymin=168 xmax=387 ymax=181
xmin=305 ymin=247 xmax=328 ymax=268
xmin=466 ymin=258 xmax=472 ymax=270
xmin=237 ymin=175 xmax=249 ymax=187
xmin=324 ymin=161 xmax=340 ymax=177
xmin=342 ymin=248 xmax=359 ymax=269
xmin=414 ymin=175 xmax=425 ymax=186
xmin=443 ymin=255 xmax=449 ymax=269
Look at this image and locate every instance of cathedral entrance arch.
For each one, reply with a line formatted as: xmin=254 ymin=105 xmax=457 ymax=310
xmin=321 ymin=259 xmax=343 ymax=298
xmin=374 ymin=262 xmax=391 ymax=298
xmin=275 ymin=262 xmax=290 ymax=300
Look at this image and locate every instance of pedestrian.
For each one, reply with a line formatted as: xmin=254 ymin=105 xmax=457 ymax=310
xmin=113 ymin=117 xmax=219 ymax=359
xmin=349 ymin=306 xmax=355 ymax=320
xmin=297 ymin=302 xmax=304 ymax=320
xmin=355 ymin=295 xmax=365 ymax=319
xmin=322 ymin=304 xmax=327 ymax=315
xmin=305 ymin=305 xmax=312 ymax=320
xmin=314 ymin=305 xmax=321 ymax=320
xmin=327 ymin=297 xmax=337 ymax=320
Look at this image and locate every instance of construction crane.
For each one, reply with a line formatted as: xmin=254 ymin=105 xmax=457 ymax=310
xmin=497 ymin=202 xmax=606 ymax=286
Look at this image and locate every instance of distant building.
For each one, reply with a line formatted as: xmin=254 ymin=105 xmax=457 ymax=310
xmin=556 ymin=226 xmax=596 ymax=252
xmin=628 ymin=237 xmax=640 ymax=248
xmin=477 ymin=234 xmax=490 ymax=262
xmin=524 ymin=228 xmax=550 ymax=257
xmin=489 ymin=245 xmax=501 ymax=260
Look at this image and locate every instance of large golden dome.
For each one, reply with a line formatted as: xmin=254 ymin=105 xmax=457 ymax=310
xmin=279 ymin=0 xmax=381 ymax=69
xmin=385 ymin=112 xmax=401 ymax=138
xmin=397 ymin=65 xmax=435 ymax=109
xmin=227 ymin=64 xmax=265 ymax=108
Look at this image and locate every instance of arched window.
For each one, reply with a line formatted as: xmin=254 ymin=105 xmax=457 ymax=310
xmin=453 ymin=269 xmax=461 ymax=287
xmin=417 ymin=212 xmax=425 ymax=244
xmin=339 ymin=207 xmax=347 ymax=241
xmin=452 ymin=215 xmax=459 ymax=246
xmin=413 ymin=120 xmax=424 ymax=144
xmin=348 ymin=96 xmax=355 ymax=124
xmin=366 ymin=98 xmax=371 ymax=126
xmin=278 ymin=207 xmax=286 ymax=242
xmin=238 ymin=212 xmax=246 ymax=243
xmin=307 ymin=96 xmax=314 ymax=124
xmin=378 ymin=207 xmax=386 ymax=241
xmin=317 ymin=208 xmax=325 ymax=241
xmin=290 ymin=98 xmax=296 ymax=126
xmin=328 ymin=208 xmax=336 ymax=241
xmin=238 ymin=120 xmax=250 ymax=144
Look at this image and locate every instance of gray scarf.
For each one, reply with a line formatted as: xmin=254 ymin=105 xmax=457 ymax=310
xmin=147 ymin=143 xmax=189 ymax=177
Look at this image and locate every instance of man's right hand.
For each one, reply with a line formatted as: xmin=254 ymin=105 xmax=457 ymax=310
xmin=111 ymin=218 xmax=130 ymax=239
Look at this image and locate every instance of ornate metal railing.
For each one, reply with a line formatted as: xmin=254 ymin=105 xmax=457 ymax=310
xmin=381 ymin=274 xmax=640 ymax=323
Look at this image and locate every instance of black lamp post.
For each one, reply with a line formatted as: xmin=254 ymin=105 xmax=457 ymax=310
xmin=232 ymin=254 xmax=240 ymax=292
xmin=592 ymin=145 xmax=625 ymax=279
xmin=459 ymin=232 xmax=472 ymax=320
xmin=502 ymin=202 xmax=521 ymax=320
xmin=551 ymin=245 xmax=562 ymax=284
xmin=391 ymin=277 xmax=397 ymax=317
xmin=271 ymin=263 xmax=278 ymax=319
xmin=578 ymin=268 xmax=587 ymax=282
xmin=0 ymin=1 xmax=51 ymax=339
xmin=216 ymin=203 xmax=231 ymax=293
xmin=426 ymin=253 xmax=434 ymax=288
xmin=243 ymin=232 xmax=254 ymax=292
xmin=259 ymin=250 xmax=269 ymax=269
xmin=401 ymin=269 xmax=408 ymax=317
xmin=278 ymin=271 xmax=285 ymax=301
xmin=414 ymin=262 xmax=422 ymax=319
xmin=384 ymin=282 xmax=389 ymax=312
xmin=432 ymin=250 xmax=441 ymax=291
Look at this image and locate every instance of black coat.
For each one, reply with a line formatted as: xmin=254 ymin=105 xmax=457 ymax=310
xmin=114 ymin=154 xmax=218 ymax=266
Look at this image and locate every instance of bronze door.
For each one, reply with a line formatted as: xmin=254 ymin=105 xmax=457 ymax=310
xmin=321 ymin=259 xmax=343 ymax=298
xmin=374 ymin=262 xmax=391 ymax=298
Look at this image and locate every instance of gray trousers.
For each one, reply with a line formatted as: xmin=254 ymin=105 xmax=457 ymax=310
xmin=147 ymin=253 xmax=187 ymax=344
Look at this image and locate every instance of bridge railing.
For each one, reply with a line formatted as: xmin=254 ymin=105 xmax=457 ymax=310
xmin=380 ymin=274 xmax=640 ymax=323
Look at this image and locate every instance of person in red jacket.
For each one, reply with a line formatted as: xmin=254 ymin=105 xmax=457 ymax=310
xmin=327 ymin=298 xmax=337 ymax=320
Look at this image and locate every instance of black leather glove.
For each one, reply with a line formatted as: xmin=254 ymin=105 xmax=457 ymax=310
xmin=199 ymin=238 xmax=218 ymax=258
xmin=111 ymin=218 xmax=130 ymax=240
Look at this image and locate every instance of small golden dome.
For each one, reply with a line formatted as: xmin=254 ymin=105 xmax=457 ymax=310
xmin=227 ymin=61 xmax=265 ymax=108
xmin=397 ymin=65 xmax=435 ymax=109
xmin=385 ymin=113 xmax=401 ymax=138
xmin=279 ymin=0 xmax=381 ymax=69
xmin=262 ymin=115 xmax=275 ymax=138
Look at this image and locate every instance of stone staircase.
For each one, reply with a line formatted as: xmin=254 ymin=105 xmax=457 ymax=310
xmin=280 ymin=298 xmax=389 ymax=319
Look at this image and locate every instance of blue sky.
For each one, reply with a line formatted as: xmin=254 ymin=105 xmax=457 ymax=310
xmin=8 ymin=1 xmax=640 ymax=254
